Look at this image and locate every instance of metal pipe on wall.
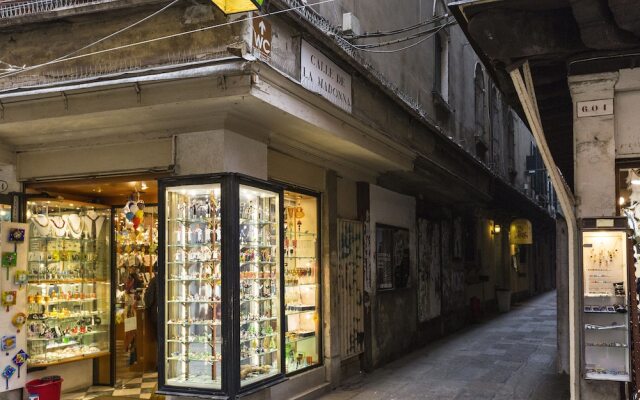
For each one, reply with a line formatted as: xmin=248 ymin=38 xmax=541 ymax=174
xmin=508 ymin=62 xmax=579 ymax=400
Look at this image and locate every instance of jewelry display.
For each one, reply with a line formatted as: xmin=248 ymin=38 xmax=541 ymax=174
xmin=165 ymin=184 xmax=222 ymax=390
xmin=283 ymin=192 xmax=320 ymax=373
xmin=26 ymin=201 xmax=111 ymax=367
xmin=582 ymin=228 xmax=631 ymax=382
xmin=238 ymin=185 xmax=280 ymax=387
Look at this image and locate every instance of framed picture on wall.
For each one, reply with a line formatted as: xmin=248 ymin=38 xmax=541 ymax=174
xmin=375 ymin=224 xmax=410 ymax=290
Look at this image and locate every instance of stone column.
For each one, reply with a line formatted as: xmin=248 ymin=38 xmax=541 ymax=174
xmin=568 ymin=72 xmax=619 ymax=400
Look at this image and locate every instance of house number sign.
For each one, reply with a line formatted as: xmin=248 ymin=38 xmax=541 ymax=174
xmin=577 ymin=99 xmax=613 ymax=118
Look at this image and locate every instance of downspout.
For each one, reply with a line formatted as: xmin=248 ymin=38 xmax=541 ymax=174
xmin=508 ymin=62 xmax=579 ymax=400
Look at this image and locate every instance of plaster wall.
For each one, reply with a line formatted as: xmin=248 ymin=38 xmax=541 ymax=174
xmin=311 ymin=0 xmax=533 ymax=184
xmin=616 ymin=68 xmax=640 ymax=158
xmin=175 ymin=130 xmax=267 ymax=179
xmin=569 ymin=73 xmax=619 ymax=218
xmin=367 ymin=184 xmax=416 ymax=367
xmin=336 ymin=177 xmax=357 ymax=220
xmin=267 ymin=150 xmax=326 ymax=192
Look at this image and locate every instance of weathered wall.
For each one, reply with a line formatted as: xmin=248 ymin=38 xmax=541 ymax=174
xmin=311 ymin=0 xmax=541 ymax=189
xmin=0 ymin=0 xmax=242 ymax=90
xmin=368 ymin=184 xmax=416 ymax=367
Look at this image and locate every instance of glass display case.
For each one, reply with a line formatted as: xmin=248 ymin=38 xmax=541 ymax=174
xmin=158 ymin=175 xmax=317 ymax=397
xmin=163 ymin=184 xmax=222 ymax=390
xmin=239 ymin=185 xmax=281 ymax=386
xmin=582 ymin=218 xmax=632 ymax=382
xmin=25 ymin=201 xmax=111 ymax=367
xmin=283 ymin=190 xmax=320 ymax=373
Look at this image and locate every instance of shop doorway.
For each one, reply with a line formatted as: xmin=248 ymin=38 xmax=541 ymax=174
xmin=24 ymin=177 xmax=161 ymax=390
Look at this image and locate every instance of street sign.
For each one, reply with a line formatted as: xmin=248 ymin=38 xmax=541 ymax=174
xmin=252 ymin=15 xmax=272 ymax=60
xmin=576 ymin=99 xmax=614 ymax=118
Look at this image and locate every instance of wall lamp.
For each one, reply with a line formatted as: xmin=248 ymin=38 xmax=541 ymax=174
xmin=492 ymin=224 xmax=502 ymax=235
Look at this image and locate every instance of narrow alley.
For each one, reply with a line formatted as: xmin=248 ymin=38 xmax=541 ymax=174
xmin=320 ymin=292 xmax=569 ymax=400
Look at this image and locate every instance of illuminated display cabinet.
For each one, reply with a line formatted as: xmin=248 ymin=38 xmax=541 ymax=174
xmin=158 ymin=174 xmax=322 ymax=397
xmin=581 ymin=217 xmax=634 ymax=382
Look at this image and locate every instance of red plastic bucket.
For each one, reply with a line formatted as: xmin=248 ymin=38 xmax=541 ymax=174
xmin=26 ymin=376 xmax=63 ymax=400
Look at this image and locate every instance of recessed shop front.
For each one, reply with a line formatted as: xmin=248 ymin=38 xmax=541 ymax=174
xmin=19 ymin=171 xmax=323 ymax=398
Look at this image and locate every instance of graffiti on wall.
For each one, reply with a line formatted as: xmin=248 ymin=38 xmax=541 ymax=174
xmin=337 ymin=219 xmax=365 ymax=359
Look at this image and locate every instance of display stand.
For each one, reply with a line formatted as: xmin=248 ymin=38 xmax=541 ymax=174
xmin=0 ymin=223 xmax=29 ymax=392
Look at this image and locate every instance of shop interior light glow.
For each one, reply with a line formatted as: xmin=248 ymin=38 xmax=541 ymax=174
xmin=211 ymin=0 xmax=258 ymax=14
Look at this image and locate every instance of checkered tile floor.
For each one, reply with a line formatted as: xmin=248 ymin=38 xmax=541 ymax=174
xmin=61 ymin=372 xmax=158 ymax=400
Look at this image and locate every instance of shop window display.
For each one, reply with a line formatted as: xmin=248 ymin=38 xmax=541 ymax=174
xmin=239 ymin=185 xmax=281 ymax=386
xmin=25 ymin=201 xmax=111 ymax=367
xmin=158 ymin=176 xmax=322 ymax=397
xmin=283 ymin=191 xmax=320 ymax=373
xmin=582 ymin=225 xmax=632 ymax=381
xmin=164 ymin=184 xmax=222 ymax=390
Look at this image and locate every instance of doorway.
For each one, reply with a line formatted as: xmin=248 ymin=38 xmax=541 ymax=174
xmin=24 ymin=177 xmax=160 ymax=389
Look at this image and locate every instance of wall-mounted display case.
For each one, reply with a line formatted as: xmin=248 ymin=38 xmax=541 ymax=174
xmin=581 ymin=218 xmax=633 ymax=382
xmin=26 ymin=201 xmax=111 ymax=367
xmin=159 ymin=175 xmax=320 ymax=398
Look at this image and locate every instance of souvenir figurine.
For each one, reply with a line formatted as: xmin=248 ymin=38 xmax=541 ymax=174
xmin=11 ymin=350 xmax=27 ymax=378
xmin=1 ymin=291 xmax=16 ymax=312
xmin=11 ymin=313 xmax=26 ymax=333
xmin=1 ymin=335 xmax=15 ymax=353
xmin=1 ymin=365 xmax=15 ymax=389
xmin=1 ymin=252 xmax=17 ymax=280
xmin=7 ymin=228 xmax=25 ymax=242
xmin=13 ymin=271 xmax=28 ymax=288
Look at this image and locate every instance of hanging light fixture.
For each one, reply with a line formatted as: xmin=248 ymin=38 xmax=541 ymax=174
xmin=211 ymin=0 xmax=265 ymax=14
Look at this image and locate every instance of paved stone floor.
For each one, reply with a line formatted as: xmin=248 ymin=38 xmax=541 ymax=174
xmin=319 ymin=291 xmax=569 ymax=400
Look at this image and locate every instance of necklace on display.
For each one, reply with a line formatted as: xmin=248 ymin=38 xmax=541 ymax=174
xmin=66 ymin=214 xmax=83 ymax=239
xmin=50 ymin=216 xmax=67 ymax=238
xmin=32 ymin=215 xmax=51 ymax=237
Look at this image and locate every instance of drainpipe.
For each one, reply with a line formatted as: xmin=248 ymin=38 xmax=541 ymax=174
xmin=508 ymin=62 xmax=579 ymax=400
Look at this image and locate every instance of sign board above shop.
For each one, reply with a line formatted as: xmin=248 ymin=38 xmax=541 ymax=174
xmin=509 ymin=219 xmax=533 ymax=245
xmin=301 ymin=40 xmax=352 ymax=113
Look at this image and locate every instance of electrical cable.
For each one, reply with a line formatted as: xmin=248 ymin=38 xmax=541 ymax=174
xmin=348 ymin=14 xmax=449 ymax=39
xmin=0 ymin=0 xmax=337 ymax=81
xmin=339 ymin=20 xmax=453 ymax=54
xmin=0 ymin=0 xmax=180 ymax=79
xmin=352 ymin=19 xmax=456 ymax=49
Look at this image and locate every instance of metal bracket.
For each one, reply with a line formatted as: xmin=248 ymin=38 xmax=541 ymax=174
xmin=134 ymin=83 xmax=141 ymax=104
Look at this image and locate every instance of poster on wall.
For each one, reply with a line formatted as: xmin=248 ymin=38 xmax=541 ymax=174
xmin=417 ymin=220 xmax=430 ymax=322
xmin=337 ymin=219 xmax=365 ymax=359
xmin=375 ymin=224 xmax=410 ymax=290
xmin=417 ymin=220 xmax=442 ymax=322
